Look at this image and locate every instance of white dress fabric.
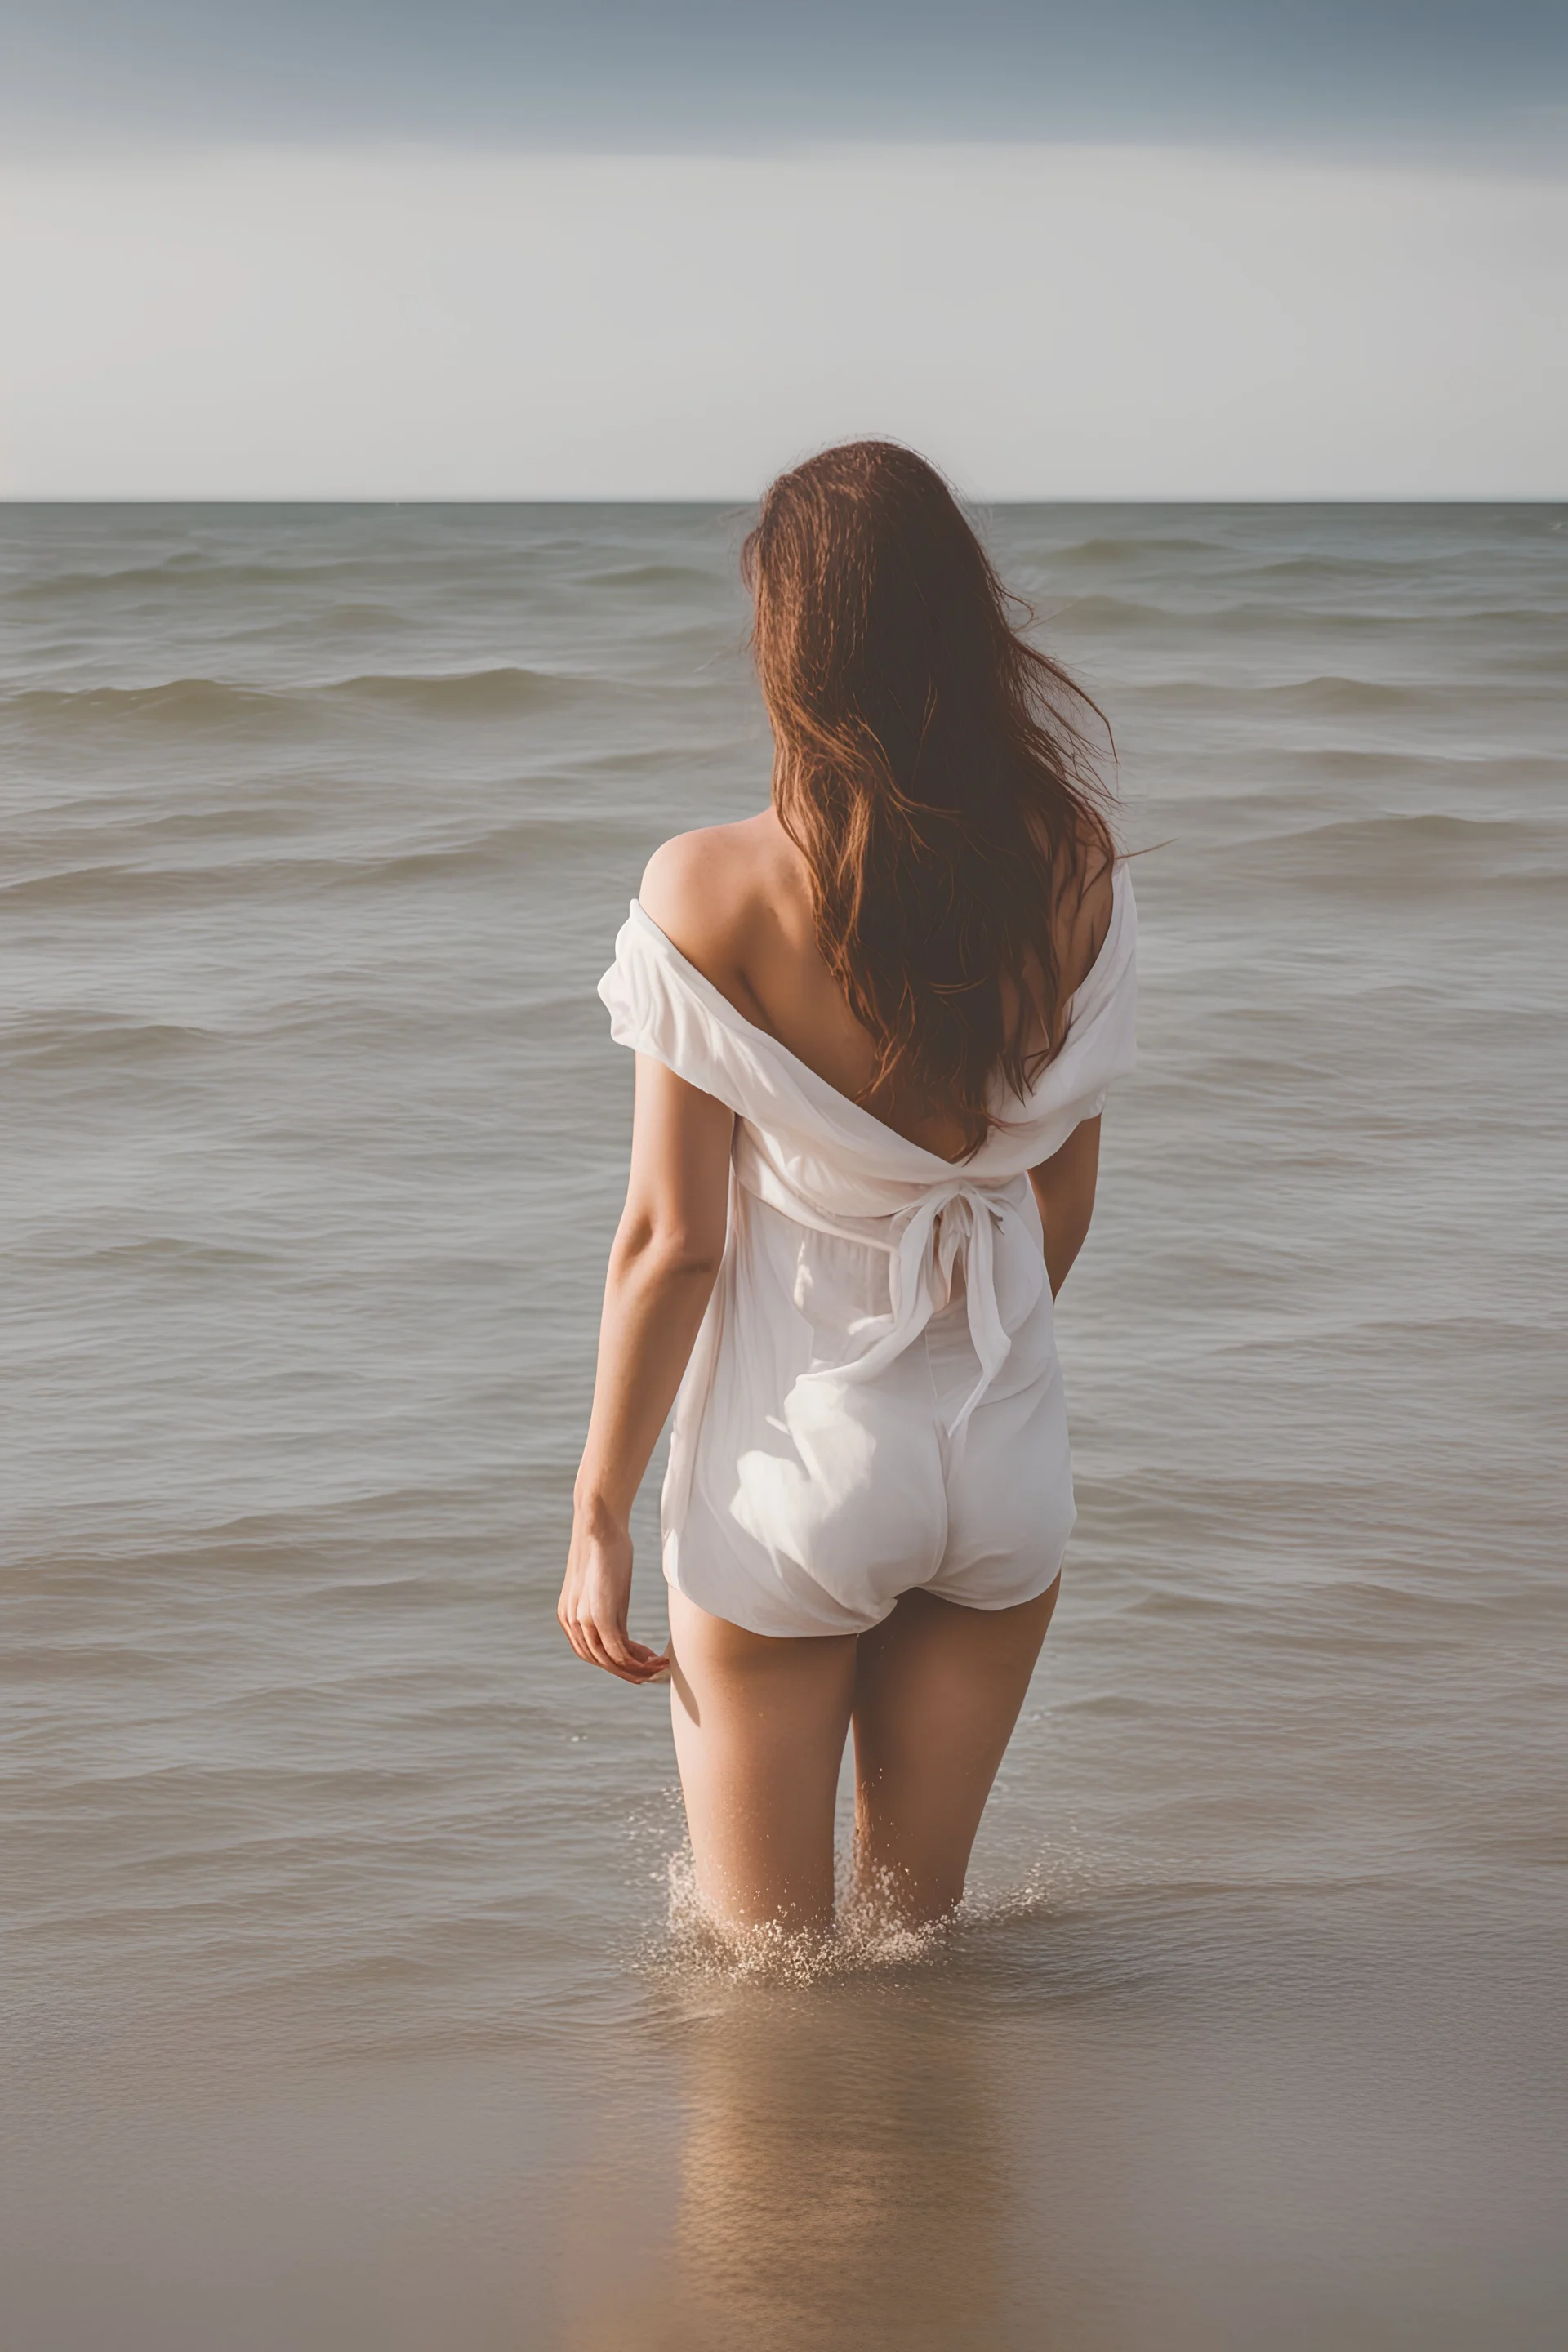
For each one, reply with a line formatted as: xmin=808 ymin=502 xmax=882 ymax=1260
xmin=599 ymin=863 xmax=1138 ymax=1637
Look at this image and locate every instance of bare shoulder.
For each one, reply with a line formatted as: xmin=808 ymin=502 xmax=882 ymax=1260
xmin=639 ymin=813 xmax=791 ymax=1003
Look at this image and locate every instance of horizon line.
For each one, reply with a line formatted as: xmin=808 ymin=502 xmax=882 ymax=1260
xmin=6 ymin=494 xmax=1566 ymax=510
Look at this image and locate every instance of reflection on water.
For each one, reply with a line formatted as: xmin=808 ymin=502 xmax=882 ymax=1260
xmin=669 ymin=1989 xmax=1012 ymax=2351
xmin=551 ymin=1880 xmax=1566 ymax=2352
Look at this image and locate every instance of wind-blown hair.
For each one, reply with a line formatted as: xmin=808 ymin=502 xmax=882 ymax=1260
xmin=743 ymin=439 xmax=1115 ymax=1157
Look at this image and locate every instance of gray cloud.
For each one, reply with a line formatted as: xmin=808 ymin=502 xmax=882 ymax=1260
xmin=4 ymin=1 xmax=1566 ymax=154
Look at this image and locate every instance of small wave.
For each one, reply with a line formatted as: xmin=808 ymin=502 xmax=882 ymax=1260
xmin=1243 ymin=553 xmax=1424 ymax=585
xmin=1499 ymin=645 xmax=1568 ymax=679
xmin=326 ymin=665 xmax=589 ymax=716
xmin=70 ymin=1237 xmax=272 ymax=1272
xmin=332 ymin=813 xmax=647 ymax=888
xmin=1285 ymin=808 xmax=1553 ymax=849
xmin=4 ymin=555 xmax=421 ymax=603
xmin=579 ymin=562 xmax=721 ymax=590
xmin=0 ymin=1013 xmax=216 ymax=1071
xmin=1037 ymin=593 xmax=1174 ymax=630
xmin=1242 ymin=809 xmax=1568 ymax=893
xmin=1 ymin=663 xmax=596 ymax=734
xmin=0 ymin=859 xmax=302 ymax=911
xmin=1283 ymin=746 xmax=1567 ymax=787
xmin=0 ymin=808 xmax=649 ymax=912
xmin=1251 ymin=674 xmax=1428 ymax=713
xmin=1038 ymin=534 xmax=1227 ymax=572
xmin=1129 ymin=672 xmax=1463 ymax=716
xmin=2 ymin=678 xmax=305 ymax=733
xmin=211 ymin=603 xmax=421 ymax=646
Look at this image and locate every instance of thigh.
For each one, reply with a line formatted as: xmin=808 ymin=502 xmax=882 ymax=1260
xmin=666 ymin=1584 xmax=858 ymax=1936
xmin=851 ymin=1578 xmax=1060 ymax=1925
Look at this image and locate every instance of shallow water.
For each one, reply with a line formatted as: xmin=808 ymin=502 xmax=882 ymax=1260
xmin=2 ymin=501 xmax=1565 ymax=2348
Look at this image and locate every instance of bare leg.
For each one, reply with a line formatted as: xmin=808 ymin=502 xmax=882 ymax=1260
xmin=852 ymin=1576 xmax=1060 ymax=1927
xmin=666 ymin=1584 xmax=858 ymax=1936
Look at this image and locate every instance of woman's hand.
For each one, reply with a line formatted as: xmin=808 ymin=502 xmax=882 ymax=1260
xmin=558 ymin=1500 xmax=670 ymax=1685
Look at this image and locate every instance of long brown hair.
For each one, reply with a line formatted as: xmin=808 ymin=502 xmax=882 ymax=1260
xmin=743 ymin=439 xmax=1115 ymax=1156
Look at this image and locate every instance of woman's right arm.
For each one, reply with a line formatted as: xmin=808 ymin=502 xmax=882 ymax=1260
xmin=558 ymin=1053 xmax=734 ymax=1684
xmin=1029 ymin=1114 xmax=1101 ymax=1297
xmin=1029 ymin=832 xmax=1114 ymax=1294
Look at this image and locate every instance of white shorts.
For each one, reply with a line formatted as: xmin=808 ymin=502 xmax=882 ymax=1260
xmin=662 ymin=1186 xmax=1076 ymax=1639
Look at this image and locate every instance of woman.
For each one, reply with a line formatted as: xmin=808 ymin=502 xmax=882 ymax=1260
xmin=559 ymin=442 xmax=1137 ymax=1939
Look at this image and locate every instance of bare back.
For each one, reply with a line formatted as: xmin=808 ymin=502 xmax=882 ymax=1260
xmin=639 ymin=807 xmax=1114 ymax=1164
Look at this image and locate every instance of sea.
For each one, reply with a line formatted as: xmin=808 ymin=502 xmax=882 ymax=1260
xmin=2 ymin=502 xmax=1564 ymax=2350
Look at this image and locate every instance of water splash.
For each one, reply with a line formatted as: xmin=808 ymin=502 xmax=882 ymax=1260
xmin=639 ymin=1838 xmax=1100 ymax=1989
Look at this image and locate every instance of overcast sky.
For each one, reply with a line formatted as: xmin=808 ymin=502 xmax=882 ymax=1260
xmin=2 ymin=1 xmax=1565 ymax=497
xmin=7 ymin=1 xmax=1567 ymax=154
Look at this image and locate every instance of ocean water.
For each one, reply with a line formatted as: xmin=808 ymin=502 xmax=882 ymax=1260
xmin=2 ymin=501 xmax=1564 ymax=2350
